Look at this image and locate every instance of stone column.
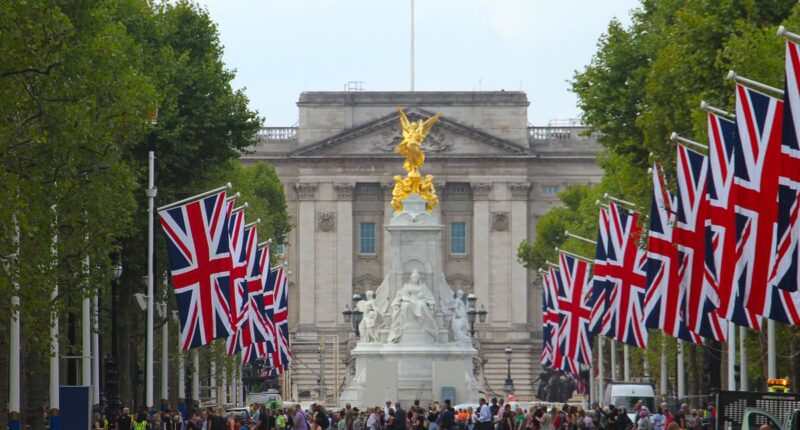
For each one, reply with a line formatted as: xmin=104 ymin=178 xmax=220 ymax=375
xmin=295 ymin=182 xmax=318 ymax=325
xmin=508 ymin=183 xmax=530 ymax=326
xmin=381 ymin=183 xmax=395 ymax=277
xmin=471 ymin=183 xmax=492 ymax=329
xmin=335 ymin=183 xmax=355 ymax=324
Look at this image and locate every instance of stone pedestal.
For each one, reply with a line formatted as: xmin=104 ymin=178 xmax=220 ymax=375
xmin=340 ymin=194 xmax=483 ymax=407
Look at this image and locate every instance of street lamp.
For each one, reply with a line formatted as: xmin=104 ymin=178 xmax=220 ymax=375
xmin=105 ymin=255 xmax=123 ymax=422
xmin=504 ymin=346 xmax=514 ymax=394
xmin=465 ymin=293 xmax=488 ymax=338
xmin=342 ymin=294 xmax=364 ymax=336
xmin=317 ymin=347 xmax=325 ymax=402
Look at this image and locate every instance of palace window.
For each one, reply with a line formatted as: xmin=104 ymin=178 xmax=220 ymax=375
xmin=275 ymin=243 xmax=285 ymax=255
xmin=360 ymin=222 xmax=376 ymax=254
xmin=541 ymin=185 xmax=559 ymax=196
xmin=450 ymin=222 xmax=467 ymax=254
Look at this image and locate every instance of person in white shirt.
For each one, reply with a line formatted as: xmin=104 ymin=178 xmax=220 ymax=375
xmin=367 ymin=407 xmax=381 ymax=430
xmin=478 ymin=398 xmax=492 ymax=430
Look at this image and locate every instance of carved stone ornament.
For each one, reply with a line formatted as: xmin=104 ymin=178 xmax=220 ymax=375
xmin=492 ymin=212 xmax=509 ymax=232
xmin=334 ymin=183 xmax=355 ymax=200
xmin=376 ymin=123 xmax=452 ymax=153
xmin=317 ymin=211 xmax=336 ymax=232
xmin=295 ymin=182 xmax=318 ymax=200
xmin=508 ymin=183 xmax=531 ymax=200
xmin=471 ymin=183 xmax=493 ymax=200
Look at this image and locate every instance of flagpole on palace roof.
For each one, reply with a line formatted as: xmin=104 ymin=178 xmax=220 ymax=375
xmin=410 ymin=0 xmax=415 ymax=91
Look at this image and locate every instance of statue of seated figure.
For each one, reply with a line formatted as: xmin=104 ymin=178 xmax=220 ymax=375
xmin=387 ymin=269 xmax=438 ymax=343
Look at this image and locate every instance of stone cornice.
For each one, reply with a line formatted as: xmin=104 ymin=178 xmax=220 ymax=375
xmin=289 ymin=107 xmax=528 ymax=157
xmin=294 ymin=182 xmax=318 ymax=200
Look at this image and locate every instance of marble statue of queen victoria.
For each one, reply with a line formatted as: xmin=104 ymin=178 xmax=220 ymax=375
xmin=386 ymin=269 xmax=439 ymax=343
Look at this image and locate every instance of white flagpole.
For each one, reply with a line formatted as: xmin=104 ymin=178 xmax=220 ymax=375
xmin=161 ymin=303 xmax=169 ymax=406
xmin=660 ymin=340 xmax=668 ymax=396
xmin=49 ymin=226 xmax=60 ymax=424
xmin=146 ymin=150 xmax=157 ymax=408
xmin=92 ymin=293 xmax=100 ymax=404
xmin=623 ymin=344 xmax=630 ymax=380
xmin=210 ymin=360 xmax=217 ymax=403
xmin=9 ymin=215 xmax=21 ymax=428
xmin=222 ymin=363 xmax=228 ymax=404
xmin=598 ymin=336 xmax=605 ymax=404
xmin=82 ymin=253 xmax=92 ymax=393
xmin=410 ymin=0 xmax=415 ymax=91
xmin=740 ymin=326 xmax=748 ymax=390
xmin=173 ymin=311 xmax=185 ymax=402
xmin=768 ymin=319 xmax=777 ymax=378
xmin=192 ymin=350 xmax=200 ymax=403
xmin=677 ymin=341 xmax=685 ymax=398
xmin=727 ymin=324 xmax=736 ymax=390
xmin=610 ymin=340 xmax=617 ymax=381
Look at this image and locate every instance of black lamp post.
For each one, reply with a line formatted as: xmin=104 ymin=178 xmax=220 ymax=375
xmin=466 ymin=293 xmax=488 ymax=338
xmin=504 ymin=346 xmax=514 ymax=394
xmin=342 ymin=294 xmax=364 ymax=336
xmin=317 ymin=347 xmax=325 ymax=401
xmin=105 ymin=255 xmax=123 ymax=423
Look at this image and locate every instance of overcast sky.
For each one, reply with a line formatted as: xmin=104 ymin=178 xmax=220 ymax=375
xmin=198 ymin=0 xmax=640 ymax=126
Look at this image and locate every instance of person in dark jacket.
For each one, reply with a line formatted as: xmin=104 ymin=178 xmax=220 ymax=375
xmin=395 ymin=403 xmax=408 ymax=430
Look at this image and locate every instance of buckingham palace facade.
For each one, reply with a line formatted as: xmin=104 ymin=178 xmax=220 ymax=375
xmin=241 ymin=91 xmax=603 ymax=401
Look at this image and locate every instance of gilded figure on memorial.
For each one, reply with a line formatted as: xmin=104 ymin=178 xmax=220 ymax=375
xmin=391 ymin=107 xmax=441 ymax=212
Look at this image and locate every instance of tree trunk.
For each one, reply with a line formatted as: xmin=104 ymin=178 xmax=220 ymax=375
xmin=760 ymin=327 xmax=769 ymax=390
xmin=792 ymin=328 xmax=800 ymax=390
xmin=25 ymin=345 xmax=46 ymax=430
xmin=0 ymin=306 xmax=10 ymax=427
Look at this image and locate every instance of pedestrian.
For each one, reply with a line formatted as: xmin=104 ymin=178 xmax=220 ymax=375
xmin=208 ymin=407 xmax=227 ymax=430
xmin=396 ymin=403 xmax=408 ymax=430
xmin=636 ymin=408 xmax=652 ymax=430
xmin=478 ymin=399 xmax=491 ymax=430
xmin=437 ymin=400 xmax=455 ymax=430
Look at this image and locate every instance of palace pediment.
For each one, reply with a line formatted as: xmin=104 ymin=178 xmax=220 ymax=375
xmin=289 ymin=108 xmax=528 ymax=157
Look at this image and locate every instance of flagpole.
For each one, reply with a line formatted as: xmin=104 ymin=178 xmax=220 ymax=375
xmin=598 ymin=336 xmax=605 ymax=403
xmin=739 ymin=326 xmax=748 ymax=390
xmin=49 ymin=225 xmax=60 ymax=430
xmin=173 ymin=311 xmax=185 ymax=406
xmin=777 ymin=25 xmax=800 ymax=43
xmin=700 ymin=101 xmax=734 ymax=119
xmin=670 ymin=132 xmax=709 ymax=150
xmin=192 ymin=350 xmax=200 ymax=403
xmin=82 ymin=255 xmax=92 ymax=394
xmin=660 ymin=340 xmax=667 ymax=396
xmin=92 ymin=292 xmax=100 ymax=404
xmin=156 ymin=183 xmax=232 ymax=212
xmin=623 ymin=344 xmax=630 ymax=381
xmin=768 ymin=320 xmax=777 ymax=378
xmin=410 ymin=0 xmax=415 ymax=91
xmin=727 ymin=324 xmax=736 ymax=390
xmin=9 ymin=215 xmax=21 ymax=430
xmin=677 ymin=341 xmax=685 ymax=398
xmin=610 ymin=341 xmax=617 ymax=381
xmin=146 ymin=150 xmax=157 ymax=409
xmin=161 ymin=301 xmax=169 ymax=407
xmin=726 ymin=70 xmax=785 ymax=97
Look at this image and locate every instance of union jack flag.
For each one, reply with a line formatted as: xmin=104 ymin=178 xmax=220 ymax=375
xmin=158 ymin=190 xmax=233 ymax=350
xmin=767 ymin=40 xmax=800 ymax=303
xmin=706 ymin=112 xmax=761 ymax=329
xmin=733 ymin=83 xmax=797 ymax=322
xmin=242 ymin=341 xmax=268 ymax=365
xmin=601 ymin=202 xmax=648 ymax=348
xmin=554 ymin=252 xmax=594 ymax=367
xmin=675 ymin=144 xmax=727 ymax=342
xmin=225 ymin=208 xmax=248 ymax=356
xmin=644 ymin=163 xmax=702 ymax=343
xmin=272 ymin=265 xmax=292 ymax=369
xmin=227 ymin=227 xmax=271 ymax=355
xmin=591 ymin=208 xmax=610 ymax=336
xmin=541 ymin=268 xmax=559 ymax=366
xmin=262 ymin=258 xmax=278 ymax=354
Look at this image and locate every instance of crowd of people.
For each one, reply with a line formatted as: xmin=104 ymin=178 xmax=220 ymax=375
xmin=87 ymin=398 xmax=719 ymax=430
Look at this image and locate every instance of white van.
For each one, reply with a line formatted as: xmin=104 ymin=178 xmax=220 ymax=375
xmin=603 ymin=382 xmax=656 ymax=421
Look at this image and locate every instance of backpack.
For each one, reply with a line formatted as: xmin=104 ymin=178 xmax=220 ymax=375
xmin=318 ymin=413 xmax=331 ymax=429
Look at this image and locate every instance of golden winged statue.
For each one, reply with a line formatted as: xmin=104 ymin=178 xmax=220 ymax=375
xmin=391 ymin=107 xmax=442 ymax=212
